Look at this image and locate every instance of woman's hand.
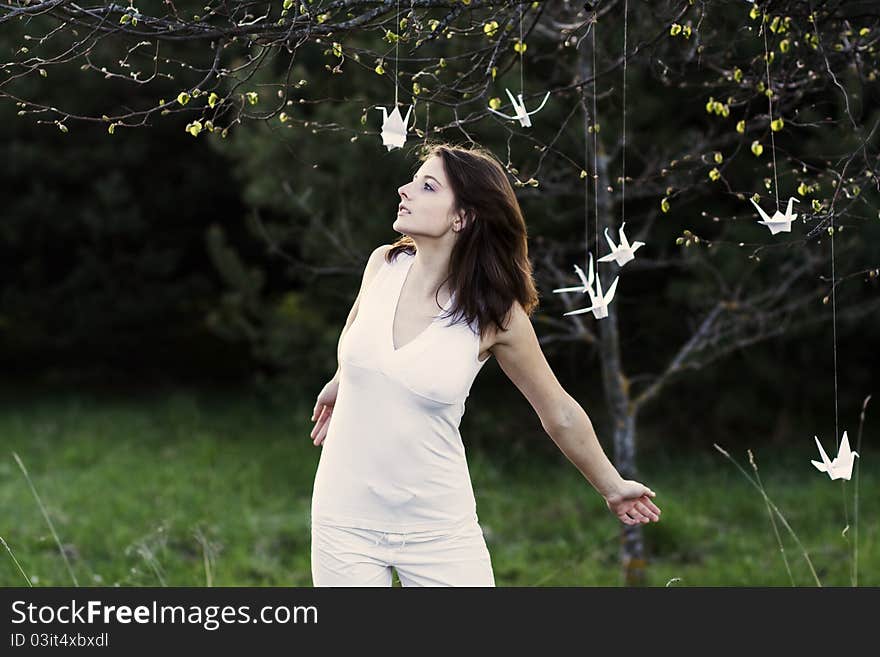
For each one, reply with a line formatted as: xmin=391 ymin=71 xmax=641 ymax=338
xmin=310 ymin=378 xmax=340 ymax=446
xmin=604 ymin=479 xmax=662 ymax=526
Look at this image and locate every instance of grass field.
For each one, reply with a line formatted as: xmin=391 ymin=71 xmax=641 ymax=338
xmin=1 ymin=388 xmax=876 ymax=587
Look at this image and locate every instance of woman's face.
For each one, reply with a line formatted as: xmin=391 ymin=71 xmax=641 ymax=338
xmin=394 ymin=155 xmax=464 ymax=237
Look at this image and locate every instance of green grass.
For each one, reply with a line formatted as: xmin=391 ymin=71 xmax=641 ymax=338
xmin=1 ymin=388 xmax=876 ymax=586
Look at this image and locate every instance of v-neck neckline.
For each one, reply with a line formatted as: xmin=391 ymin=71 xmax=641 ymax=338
xmin=390 ymin=252 xmax=453 ymax=354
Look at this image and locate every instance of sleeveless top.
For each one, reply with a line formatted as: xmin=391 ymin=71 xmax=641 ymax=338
xmin=310 ymin=249 xmax=490 ymax=532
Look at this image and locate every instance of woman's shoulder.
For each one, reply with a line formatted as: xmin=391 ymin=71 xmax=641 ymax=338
xmin=360 ymin=244 xmax=396 ymax=291
xmin=485 ymin=300 xmax=528 ymax=350
xmin=381 ymin=244 xmax=417 ymax=268
xmin=372 ymin=243 xmax=394 ymax=258
xmin=369 ymin=243 xmax=403 ymax=267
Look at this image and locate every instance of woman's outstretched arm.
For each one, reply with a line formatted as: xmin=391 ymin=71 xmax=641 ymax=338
xmin=490 ymin=301 xmax=661 ymax=525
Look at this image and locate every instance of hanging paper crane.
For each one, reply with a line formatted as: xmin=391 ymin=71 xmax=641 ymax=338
xmin=376 ymin=104 xmax=413 ymax=151
xmin=553 ymin=261 xmax=593 ymax=295
xmin=811 ymin=431 xmax=859 ymax=481
xmin=487 ymin=88 xmax=550 ymax=128
xmin=598 ymin=222 xmax=645 ymax=267
xmin=552 ymin=254 xmax=618 ymax=320
xmin=750 ymin=196 xmax=799 ymax=235
xmin=573 ymin=270 xmax=618 ymax=320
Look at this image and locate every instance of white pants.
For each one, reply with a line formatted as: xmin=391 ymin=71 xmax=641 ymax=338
xmin=310 ymin=517 xmax=496 ymax=587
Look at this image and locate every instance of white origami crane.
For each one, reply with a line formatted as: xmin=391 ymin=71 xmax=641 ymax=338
xmin=598 ymin=222 xmax=645 ymax=267
xmin=487 ymin=88 xmax=550 ymax=128
xmin=376 ymin=104 xmax=413 ymax=151
xmin=811 ymin=430 xmax=859 ymax=481
xmin=552 ymin=253 xmax=618 ymax=320
xmin=553 ymin=260 xmax=593 ymax=294
xmin=750 ymin=196 xmax=799 ymax=235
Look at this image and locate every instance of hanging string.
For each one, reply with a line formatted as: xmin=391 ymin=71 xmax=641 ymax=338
xmin=760 ymin=10 xmax=780 ymax=208
xmin=831 ymin=202 xmax=849 ymax=544
xmin=591 ymin=9 xmax=599 ymax=267
xmin=519 ymin=2 xmax=525 ymax=98
xmin=800 ymin=6 xmax=846 ymax=538
xmin=411 ymin=0 xmax=416 ymax=109
xmin=831 ymin=198 xmax=839 ymax=451
xmin=394 ymin=0 xmax=400 ymax=106
xmin=423 ymin=101 xmax=430 ymax=144
xmin=621 ymin=0 xmax=628 ymax=226
xmin=583 ymin=64 xmax=590 ymax=272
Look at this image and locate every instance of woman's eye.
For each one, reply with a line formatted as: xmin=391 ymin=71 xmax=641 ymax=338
xmin=424 ymin=182 xmax=433 ymax=191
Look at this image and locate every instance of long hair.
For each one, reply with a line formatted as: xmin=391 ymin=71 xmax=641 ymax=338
xmin=387 ymin=140 xmax=540 ymax=340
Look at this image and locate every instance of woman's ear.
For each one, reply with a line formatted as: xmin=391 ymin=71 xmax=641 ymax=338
xmin=454 ymin=208 xmax=474 ymax=232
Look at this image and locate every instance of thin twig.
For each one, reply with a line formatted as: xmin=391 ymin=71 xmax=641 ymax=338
xmin=713 ymin=444 xmax=822 ymax=587
xmin=747 ymin=449 xmax=796 ymax=586
xmin=11 ymin=452 xmax=79 ymax=586
xmin=852 ymin=394 xmax=871 ymax=586
xmin=0 ymin=536 xmax=33 ymax=587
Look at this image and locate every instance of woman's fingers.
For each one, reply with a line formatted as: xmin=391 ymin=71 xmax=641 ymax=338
xmin=311 ymin=407 xmax=333 ymax=445
xmin=635 ymin=501 xmax=660 ymax=521
xmin=627 ymin=508 xmax=650 ymax=523
xmin=615 ymin=493 xmax=660 ymax=525
xmin=614 ymin=500 xmax=660 ymax=525
xmin=315 ymin=413 xmax=327 ymax=445
xmin=619 ymin=502 xmax=660 ymax=525
xmin=309 ymin=407 xmax=322 ymax=437
xmin=317 ymin=420 xmax=330 ymax=445
xmin=310 ymin=406 xmax=327 ymax=440
xmin=641 ymin=497 xmax=662 ymax=516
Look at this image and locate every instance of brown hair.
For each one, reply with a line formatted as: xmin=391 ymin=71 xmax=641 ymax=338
xmin=387 ymin=140 xmax=540 ymax=339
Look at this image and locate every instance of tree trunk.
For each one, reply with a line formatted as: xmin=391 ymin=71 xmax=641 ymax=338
xmin=581 ymin=48 xmax=647 ymax=587
xmin=592 ymin=246 xmax=645 ymax=585
xmin=601 ymin=229 xmax=647 ymax=586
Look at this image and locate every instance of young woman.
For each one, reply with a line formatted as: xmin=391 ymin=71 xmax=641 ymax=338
xmin=308 ymin=142 xmax=661 ymax=587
